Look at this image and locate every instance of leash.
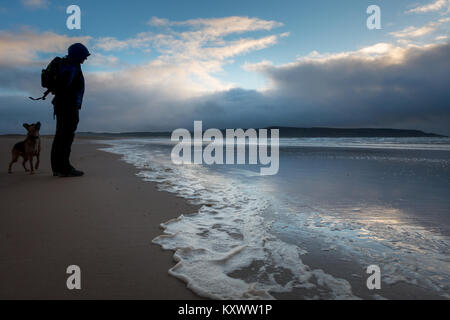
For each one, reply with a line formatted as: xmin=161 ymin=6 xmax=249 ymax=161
xmin=29 ymin=89 xmax=51 ymax=101
xmin=28 ymin=89 xmax=56 ymax=119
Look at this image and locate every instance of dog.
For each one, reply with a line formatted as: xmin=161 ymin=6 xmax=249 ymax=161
xmin=8 ymin=122 xmax=41 ymax=175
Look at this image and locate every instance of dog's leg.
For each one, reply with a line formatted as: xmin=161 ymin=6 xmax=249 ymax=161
xmin=37 ymin=140 xmax=41 ymax=170
xmin=22 ymin=156 xmax=29 ymax=172
xmin=29 ymin=156 xmax=34 ymax=175
xmin=35 ymin=153 xmax=40 ymax=170
xmin=8 ymin=151 xmax=19 ymax=173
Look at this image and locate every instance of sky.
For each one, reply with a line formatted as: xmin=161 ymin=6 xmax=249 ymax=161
xmin=0 ymin=0 xmax=449 ymax=134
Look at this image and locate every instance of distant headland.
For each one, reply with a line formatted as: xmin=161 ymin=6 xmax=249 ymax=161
xmin=79 ymin=127 xmax=447 ymax=138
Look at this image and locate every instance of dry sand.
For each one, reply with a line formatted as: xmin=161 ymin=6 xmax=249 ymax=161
xmin=0 ymin=136 xmax=201 ymax=299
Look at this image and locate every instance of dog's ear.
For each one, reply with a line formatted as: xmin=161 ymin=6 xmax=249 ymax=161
xmin=23 ymin=123 xmax=29 ymax=129
xmin=36 ymin=122 xmax=41 ymax=130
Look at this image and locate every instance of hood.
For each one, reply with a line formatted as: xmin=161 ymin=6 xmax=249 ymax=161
xmin=68 ymin=43 xmax=90 ymax=61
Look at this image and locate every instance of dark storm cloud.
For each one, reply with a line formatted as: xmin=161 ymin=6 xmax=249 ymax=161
xmin=85 ymin=41 xmax=450 ymax=135
xmin=180 ymin=42 xmax=450 ymax=135
xmin=254 ymin=42 xmax=450 ymax=134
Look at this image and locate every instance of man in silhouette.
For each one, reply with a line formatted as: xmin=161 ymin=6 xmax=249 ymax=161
xmin=51 ymin=43 xmax=90 ymax=177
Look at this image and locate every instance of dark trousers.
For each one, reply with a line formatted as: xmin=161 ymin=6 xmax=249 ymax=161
xmin=51 ymin=105 xmax=79 ymax=173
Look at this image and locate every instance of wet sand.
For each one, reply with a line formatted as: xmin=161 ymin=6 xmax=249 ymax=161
xmin=1 ymin=135 xmax=447 ymax=300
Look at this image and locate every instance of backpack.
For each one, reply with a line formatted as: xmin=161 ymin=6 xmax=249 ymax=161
xmin=29 ymin=57 xmax=63 ymax=101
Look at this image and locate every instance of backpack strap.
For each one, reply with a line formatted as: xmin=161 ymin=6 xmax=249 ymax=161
xmin=29 ymin=89 xmax=51 ymax=101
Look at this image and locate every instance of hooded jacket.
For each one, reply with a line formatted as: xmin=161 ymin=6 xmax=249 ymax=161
xmin=52 ymin=43 xmax=90 ymax=110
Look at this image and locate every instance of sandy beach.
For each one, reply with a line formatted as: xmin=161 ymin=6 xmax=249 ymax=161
xmin=1 ymin=135 xmax=448 ymax=300
xmin=0 ymin=136 xmax=201 ymax=299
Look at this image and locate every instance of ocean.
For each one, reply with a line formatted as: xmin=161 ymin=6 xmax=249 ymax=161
xmin=100 ymin=137 xmax=450 ymax=300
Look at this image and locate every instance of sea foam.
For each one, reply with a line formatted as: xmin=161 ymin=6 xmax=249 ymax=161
xmin=100 ymin=137 xmax=450 ymax=299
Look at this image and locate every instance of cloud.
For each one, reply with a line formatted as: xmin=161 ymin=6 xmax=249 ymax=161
xmin=389 ymin=17 xmax=450 ymax=39
xmin=242 ymin=60 xmax=273 ymax=72
xmin=406 ymin=0 xmax=450 ymax=14
xmin=95 ymin=37 xmax=134 ymax=51
xmin=93 ymin=16 xmax=284 ymax=91
xmin=96 ymin=16 xmax=283 ymax=53
xmin=86 ymin=53 xmax=122 ymax=68
xmin=435 ymin=34 xmax=449 ymax=40
xmin=239 ymin=42 xmax=450 ymax=135
xmin=95 ymin=33 xmax=157 ymax=52
xmin=21 ymin=0 xmax=49 ymax=9
xmin=147 ymin=16 xmax=283 ymax=34
xmin=0 ymin=28 xmax=91 ymax=66
xmin=147 ymin=17 xmax=170 ymax=27
xmin=201 ymin=35 xmax=278 ymax=60
xmin=390 ymin=24 xmax=438 ymax=39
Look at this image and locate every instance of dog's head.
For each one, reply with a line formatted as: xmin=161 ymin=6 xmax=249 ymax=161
xmin=23 ymin=122 xmax=41 ymax=139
